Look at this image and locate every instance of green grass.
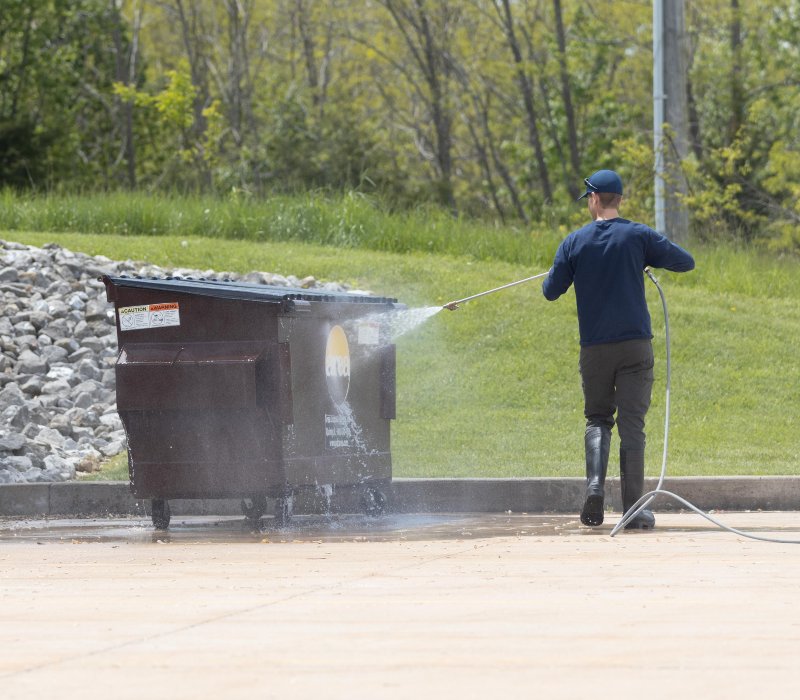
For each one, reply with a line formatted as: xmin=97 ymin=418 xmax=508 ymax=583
xmin=0 ymin=189 xmax=565 ymax=268
xmin=4 ymin=226 xmax=799 ymax=479
xmin=76 ymin=452 xmax=128 ymax=481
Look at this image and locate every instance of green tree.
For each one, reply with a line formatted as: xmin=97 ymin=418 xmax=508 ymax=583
xmin=0 ymin=0 xmax=142 ymax=189
xmin=684 ymin=0 xmax=800 ymax=246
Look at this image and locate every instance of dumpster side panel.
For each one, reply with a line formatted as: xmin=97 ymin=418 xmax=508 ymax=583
xmin=108 ymin=286 xmax=288 ymax=498
xmin=280 ymin=310 xmax=392 ymax=489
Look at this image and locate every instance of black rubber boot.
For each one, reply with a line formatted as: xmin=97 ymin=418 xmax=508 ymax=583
xmin=580 ymin=426 xmax=610 ymax=526
xmin=620 ymin=448 xmax=656 ymax=530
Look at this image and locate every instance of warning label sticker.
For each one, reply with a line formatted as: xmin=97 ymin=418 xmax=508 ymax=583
xmin=119 ymin=302 xmax=180 ymax=331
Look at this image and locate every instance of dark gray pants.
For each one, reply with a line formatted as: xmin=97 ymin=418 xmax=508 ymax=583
xmin=579 ymin=338 xmax=654 ymax=451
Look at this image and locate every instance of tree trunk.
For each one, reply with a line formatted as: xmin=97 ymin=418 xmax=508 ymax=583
xmin=465 ymin=113 xmax=506 ymax=224
xmin=498 ymin=0 xmax=552 ymax=203
xmin=294 ymin=1 xmax=335 ymax=122
xmin=226 ymin=0 xmax=244 ymax=147
xmin=537 ymin=78 xmax=571 ymax=200
xmin=381 ymin=0 xmax=458 ymax=215
xmin=172 ymin=0 xmax=212 ymax=189
xmin=112 ymin=0 xmax=142 ymax=189
xmin=552 ymin=0 xmax=580 ymax=198
xmin=10 ymin=3 xmax=36 ymax=120
xmin=662 ymin=0 xmax=690 ymax=242
xmin=729 ymin=0 xmax=743 ymax=142
xmin=477 ymin=89 xmax=527 ymax=223
xmin=684 ymin=2 xmax=703 ymax=160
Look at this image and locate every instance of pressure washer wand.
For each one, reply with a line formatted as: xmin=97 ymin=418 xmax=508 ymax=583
xmin=443 ymin=271 xmax=549 ymax=310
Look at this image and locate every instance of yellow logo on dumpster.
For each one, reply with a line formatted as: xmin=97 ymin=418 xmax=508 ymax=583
xmin=325 ymin=325 xmax=350 ymax=405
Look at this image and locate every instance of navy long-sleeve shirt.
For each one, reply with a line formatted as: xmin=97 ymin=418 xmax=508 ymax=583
xmin=542 ymin=218 xmax=695 ymax=346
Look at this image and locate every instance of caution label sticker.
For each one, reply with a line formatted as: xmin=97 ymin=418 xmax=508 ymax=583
xmin=119 ymin=302 xmax=180 ymax=331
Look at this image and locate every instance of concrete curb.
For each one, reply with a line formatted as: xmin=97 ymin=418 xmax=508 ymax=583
xmin=1 ymin=476 xmax=799 ymax=518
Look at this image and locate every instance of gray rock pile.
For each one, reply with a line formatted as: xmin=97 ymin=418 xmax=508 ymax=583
xmin=1 ymin=239 xmax=352 ymax=484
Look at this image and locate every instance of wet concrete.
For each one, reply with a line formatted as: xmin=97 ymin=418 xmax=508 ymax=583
xmin=0 ymin=513 xmax=582 ymax=545
xmin=2 ymin=511 xmax=800 ymax=545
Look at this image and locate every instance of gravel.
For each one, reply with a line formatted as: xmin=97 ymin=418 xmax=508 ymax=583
xmin=0 ymin=239 xmax=355 ymax=484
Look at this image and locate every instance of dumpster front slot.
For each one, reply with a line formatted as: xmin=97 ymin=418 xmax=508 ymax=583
xmin=116 ymin=342 xmax=269 ymax=411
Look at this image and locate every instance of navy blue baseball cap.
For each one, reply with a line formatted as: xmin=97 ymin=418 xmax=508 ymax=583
xmin=578 ymin=169 xmax=623 ymax=200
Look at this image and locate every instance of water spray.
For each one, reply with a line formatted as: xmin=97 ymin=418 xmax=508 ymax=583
xmin=443 ymin=271 xmax=549 ymax=310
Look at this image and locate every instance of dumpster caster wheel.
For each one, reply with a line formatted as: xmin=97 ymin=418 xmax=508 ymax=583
xmin=151 ymin=499 xmax=171 ymax=530
xmin=274 ymin=496 xmax=293 ymax=528
xmin=241 ymin=495 xmax=267 ymax=526
xmin=360 ymin=489 xmax=386 ymax=517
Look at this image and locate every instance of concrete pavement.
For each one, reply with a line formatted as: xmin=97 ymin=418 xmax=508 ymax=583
xmin=1 ymin=512 xmax=799 ymax=699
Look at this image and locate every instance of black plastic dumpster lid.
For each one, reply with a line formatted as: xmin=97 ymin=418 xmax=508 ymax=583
xmin=102 ymin=275 xmax=398 ymax=305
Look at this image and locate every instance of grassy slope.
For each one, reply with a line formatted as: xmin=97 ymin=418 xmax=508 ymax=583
xmin=4 ymin=230 xmax=799 ymax=478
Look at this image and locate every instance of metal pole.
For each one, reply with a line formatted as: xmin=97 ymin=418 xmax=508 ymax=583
xmin=653 ymin=0 xmax=666 ymax=234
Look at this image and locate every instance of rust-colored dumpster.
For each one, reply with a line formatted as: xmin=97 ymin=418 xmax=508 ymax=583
xmin=102 ymin=275 xmax=401 ymax=529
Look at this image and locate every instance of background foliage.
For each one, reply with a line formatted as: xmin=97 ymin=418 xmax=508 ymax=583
xmin=1 ymin=1 xmax=799 ymax=247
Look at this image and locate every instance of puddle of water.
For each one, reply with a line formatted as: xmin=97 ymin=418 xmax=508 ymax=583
xmin=5 ymin=513 xmax=796 ymax=546
xmin=0 ymin=514 xmax=583 ymax=545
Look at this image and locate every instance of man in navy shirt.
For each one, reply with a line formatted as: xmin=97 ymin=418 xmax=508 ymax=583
xmin=542 ymin=170 xmax=694 ymax=529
